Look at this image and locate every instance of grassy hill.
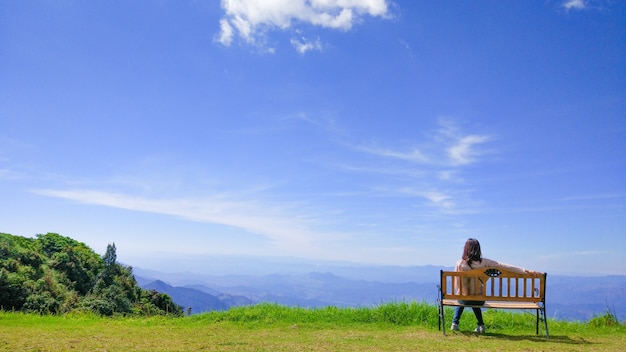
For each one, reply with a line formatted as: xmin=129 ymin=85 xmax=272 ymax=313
xmin=1 ymin=302 xmax=624 ymax=351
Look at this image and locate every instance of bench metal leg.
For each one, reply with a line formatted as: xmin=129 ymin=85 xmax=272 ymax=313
xmin=437 ymin=284 xmax=446 ymax=336
xmin=438 ymin=301 xmax=446 ymax=336
xmin=542 ymin=307 xmax=550 ymax=339
xmin=535 ymin=307 xmax=550 ymax=339
xmin=535 ymin=309 xmax=539 ymax=335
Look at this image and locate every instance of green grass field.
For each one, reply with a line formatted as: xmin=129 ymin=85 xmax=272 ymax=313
xmin=1 ymin=302 xmax=624 ymax=351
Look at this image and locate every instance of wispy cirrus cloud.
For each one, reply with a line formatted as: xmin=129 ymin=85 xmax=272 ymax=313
xmin=421 ymin=191 xmax=455 ymax=210
xmin=437 ymin=118 xmax=492 ymax=166
xmin=447 ymin=135 xmax=491 ymax=166
xmin=290 ymin=35 xmax=323 ymax=54
xmin=397 ymin=188 xmax=456 ymax=211
xmin=356 ymin=119 xmax=492 ymax=167
xmin=348 ymin=119 xmax=492 ymax=212
xmin=562 ymin=0 xmax=586 ymax=10
xmin=216 ymin=0 xmax=391 ymax=53
xmin=391 ymin=186 xmax=482 ymax=214
xmin=355 ymin=145 xmax=430 ymax=163
xmin=32 ymin=188 xmax=325 ymax=249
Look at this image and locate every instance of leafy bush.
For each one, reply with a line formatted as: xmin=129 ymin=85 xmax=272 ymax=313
xmin=0 ymin=232 xmax=182 ymax=317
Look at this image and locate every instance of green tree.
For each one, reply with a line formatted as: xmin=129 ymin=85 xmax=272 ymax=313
xmin=86 ymin=243 xmax=164 ymax=316
xmin=37 ymin=233 xmax=103 ymax=295
xmin=141 ymin=289 xmax=184 ymax=316
xmin=22 ymin=266 xmax=76 ymax=314
xmin=103 ymin=243 xmax=117 ymax=268
xmin=1 ymin=233 xmax=182 ymax=317
xmin=0 ymin=233 xmax=41 ymax=310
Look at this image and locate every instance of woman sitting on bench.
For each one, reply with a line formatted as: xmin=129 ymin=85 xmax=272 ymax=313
xmin=451 ymin=238 xmax=540 ymax=333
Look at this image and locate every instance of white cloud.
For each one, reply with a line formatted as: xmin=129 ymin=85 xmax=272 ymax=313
xmin=562 ymin=0 xmax=586 ymax=10
xmin=395 ymin=187 xmax=471 ymax=213
xmin=347 ymin=120 xmax=491 ymax=214
xmin=447 ymin=135 xmax=490 ymax=166
xmin=217 ymin=19 xmax=235 ymax=46
xmin=216 ymin=0 xmax=390 ymax=52
xmin=436 ymin=118 xmax=491 ymax=166
xmin=33 ymin=189 xmax=323 ymax=248
xmin=356 ymin=119 xmax=491 ymax=167
xmin=422 ymin=191 xmax=455 ymax=210
xmin=291 ymin=36 xmax=323 ymax=54
xmin=401 ymin=189 xmax=455 ymax=210
xmin=356 ymin=145 xmax=430 ymax=163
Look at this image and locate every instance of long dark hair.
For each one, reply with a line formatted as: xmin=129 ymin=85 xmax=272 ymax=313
xmin=462 ymin=238 xmax=482 ymax=267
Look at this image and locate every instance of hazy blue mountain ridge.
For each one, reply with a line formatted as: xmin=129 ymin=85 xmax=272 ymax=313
xmin=142 ymin=280 xmax=229 ymax=313
xmin=135 ymin=266 xmax=625 ymax=322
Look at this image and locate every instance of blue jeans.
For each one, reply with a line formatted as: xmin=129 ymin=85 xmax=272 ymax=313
xmin=452 ymin=300 xmax=485 ymax=325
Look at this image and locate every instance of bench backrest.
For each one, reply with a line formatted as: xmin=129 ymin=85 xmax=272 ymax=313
xmin=440 ymin=267 xmax=546 ymax=302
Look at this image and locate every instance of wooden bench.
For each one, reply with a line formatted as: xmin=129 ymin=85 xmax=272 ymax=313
xmin=438 ymin=267 xmax=549 ymax=338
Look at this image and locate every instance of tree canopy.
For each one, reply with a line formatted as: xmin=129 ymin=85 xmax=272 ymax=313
xmin=0 ymin=232 xmax=182 ymax=316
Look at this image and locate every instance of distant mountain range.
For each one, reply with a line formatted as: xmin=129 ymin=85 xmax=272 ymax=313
xmin=134 ymin=265 xmax=626 ymax=322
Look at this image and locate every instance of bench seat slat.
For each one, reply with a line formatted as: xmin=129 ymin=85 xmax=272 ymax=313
xmin=442 ymin=294 xmax=541 ymax=302
xmin=441 ymin=299 xmax=542 ymax=309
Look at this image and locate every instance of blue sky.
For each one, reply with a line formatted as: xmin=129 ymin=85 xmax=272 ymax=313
xmin=1 ymin=0 xmax=624 ymax=276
